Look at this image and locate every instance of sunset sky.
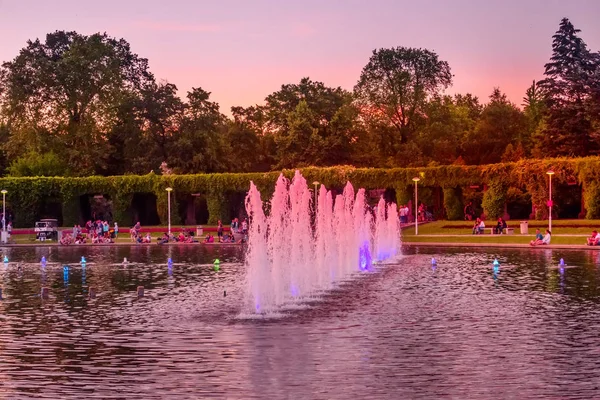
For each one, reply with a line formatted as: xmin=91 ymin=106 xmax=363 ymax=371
xmin=0 ymin=0 xmax=599 ymax=114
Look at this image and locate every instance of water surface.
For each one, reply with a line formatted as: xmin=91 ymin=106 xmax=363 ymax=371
xmin=1 ymin=245 xmax=600 ymax=399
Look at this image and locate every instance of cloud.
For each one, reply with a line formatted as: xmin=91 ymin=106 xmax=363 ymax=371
xmin=134 ymin=20 xmax=222 ymax=33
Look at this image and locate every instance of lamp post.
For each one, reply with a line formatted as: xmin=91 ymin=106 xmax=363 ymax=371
xmin=312 ymin=181 xmax=320 ymax=210
xmin=166 ymin=187 xmax=173 ymax=235
xmin=546 ymin=170 xmax=554 ymax=232
xmin=412 ymin=177 xmax=420 ymax=235
xmin=1 ymin=190 xmax=6 ymax=244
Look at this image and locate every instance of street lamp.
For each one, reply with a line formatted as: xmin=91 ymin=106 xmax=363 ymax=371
xmin=312 ymin=181 xmax=320 ymax=210
xmin=1 ymin=189 xmax=6 ymax=244
xmin=546 ymin=170 xmax=554 ymax=232
xmin=166 ymin=187 xmax=173 ymax=235
xmin=412 ymin=177 xmax=420 ymax=235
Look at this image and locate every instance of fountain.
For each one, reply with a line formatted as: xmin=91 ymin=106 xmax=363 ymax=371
xmin=244 ymin=171 xmax=401 ymax=314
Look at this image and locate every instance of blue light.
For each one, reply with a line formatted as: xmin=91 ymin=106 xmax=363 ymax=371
xmin=3 ymin=256 xmax=7 ymax=264
xmin=431 ymin=258 xmax=437 ymax=266
xmin=63 ymin=265 xmax=69 ymax=284
xmin=291 ymin=286 xmax=299 ymax=297
xmin=559 ymin=258 xmax=565 ymax=266
xmin=493 ymin=259 xmax=499 ymax=267
xmin=41 ymin=256 xmax=46 ymax=266
xmin=359 ymin=242 xmax=372 ymax=271
xmin=167 ymin=258 xmax=173 ymax=265
xmin=80 ymin=256 xmax=86 ymax=264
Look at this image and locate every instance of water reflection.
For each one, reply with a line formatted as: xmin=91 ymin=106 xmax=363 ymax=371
xmin=0 ymin=245 xmax=598 ymax=398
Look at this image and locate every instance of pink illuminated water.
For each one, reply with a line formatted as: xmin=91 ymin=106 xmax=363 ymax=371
xmin=244 ymin=171 xmax=401 ymax=314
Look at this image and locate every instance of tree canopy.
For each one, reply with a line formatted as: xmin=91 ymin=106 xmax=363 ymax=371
xmin=0 ymin=19 xmax=597 ymax=177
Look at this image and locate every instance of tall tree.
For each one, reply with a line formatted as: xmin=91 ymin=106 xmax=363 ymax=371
xmin=522 ymin=80 xmax=545 ymax=141
xmin=263 ymin=78 xmax=358 ymax=168
xmin=171 ymin=88 xmax=228 ymax=173
xmin=0 ymin=31 xmax=154 ymax=175
xmin=535 ymin=18 xmax=600 ymax=157
xmin=354 ymin=47 xmax=452 ymax=144
xmin=462 ymin=88 xmax=527 ymax=164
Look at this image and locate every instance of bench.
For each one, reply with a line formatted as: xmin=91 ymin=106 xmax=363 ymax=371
xmin=484 ymin=227 xmax=515 ymax=235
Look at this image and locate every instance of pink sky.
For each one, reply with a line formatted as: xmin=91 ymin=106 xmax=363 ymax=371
xmin=0 ymin=0 xmax=599 ymax=113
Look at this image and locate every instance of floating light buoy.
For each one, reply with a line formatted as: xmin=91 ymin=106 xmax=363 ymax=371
xmin=493 ymin=259 xmax=499 ymax=267
xmin=214 ymin=258 xmax=220 ymax=271
xmin=81 ymin=256 xmax=86 ymax=264
xmin=3 ymin=256 xmax=8 ymax=264
xmin=123 ymin=257 xmax=128 ymax=265
xmin=559 ymin=258 xmax=566 ymax=267
xmin=431 ymin=258 xmax=437 ymax=266
xmin=41 ymin=256 xmax=46 ymax=266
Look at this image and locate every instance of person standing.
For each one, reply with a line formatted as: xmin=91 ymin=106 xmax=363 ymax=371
xmin=217 ymin=220 xmax=223 ymax=241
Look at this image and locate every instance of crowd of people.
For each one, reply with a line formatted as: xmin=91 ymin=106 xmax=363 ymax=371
xmin=57 ymin=217 xmax=250 ymax=245
xmin=60 ymin=220 xmax=118 ymax=245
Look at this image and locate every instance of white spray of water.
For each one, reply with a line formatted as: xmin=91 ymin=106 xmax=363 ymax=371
xmin=244 ymin=171 xmax=401 ymax=314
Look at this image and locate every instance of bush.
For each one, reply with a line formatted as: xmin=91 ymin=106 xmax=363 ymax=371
xmin=482 ymin=180 xmax=506 ymax=219
xmin=7 ymin=152 xmax=69 ymax=177
xmin=443 ymin=187 xmax=463 ymax=220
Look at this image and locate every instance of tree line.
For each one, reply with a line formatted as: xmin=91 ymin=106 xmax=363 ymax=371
xmin=0 ymin=18 xmax=598 ymax=177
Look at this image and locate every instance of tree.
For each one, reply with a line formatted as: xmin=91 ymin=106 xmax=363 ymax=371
xmin=535 ymin=18 xmax=600 ymax=157
xmin=7 ymin=151 xmax=69 ymax=177
xmin=354 ymin=47 xmax=452 ymax=144
xmin=522 ymin=80 xmax=546 ymax=140
xmin=136 ymin=82 xmax=184 ymax=164
xmin=462 ymin=88 xmax=527 ymax=164
xmin=171 ymin=87 xmax=228 ymax=173
xmin=263 ymin=78 xmax=358 ymax=168
xmin=0 ymin=31 xmax=154 ymax=175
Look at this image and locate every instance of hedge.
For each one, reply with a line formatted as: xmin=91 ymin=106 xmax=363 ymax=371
xmin=0 ymin=157 xmax=598 ymax=227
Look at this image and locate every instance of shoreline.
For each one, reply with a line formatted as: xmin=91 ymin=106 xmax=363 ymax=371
xmin=0 ymin=242 xmax=244 ymax=248
xmin=0 ymin=241 xmax=596 ymax=250
xmin=401 ymin=242 xmax=600 ymax=250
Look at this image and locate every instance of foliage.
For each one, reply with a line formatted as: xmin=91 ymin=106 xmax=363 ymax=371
xmin=482 ymin=180 xmax=506 ymax=219
xmin=354 ymin=47 xmax=452 ymax=144
xmin=7 ymin=151 xmax=69 ymax=177
xmin=0 ymin=31 xmax=153 ymax=175
xmin=535 ymin=18 xmax=600 ymax=157
xmin=443 ymin=187 xmax=463 ymax=220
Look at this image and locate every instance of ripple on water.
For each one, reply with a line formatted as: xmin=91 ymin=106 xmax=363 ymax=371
xmin=0 ymin=246 xmax=599 ymax=398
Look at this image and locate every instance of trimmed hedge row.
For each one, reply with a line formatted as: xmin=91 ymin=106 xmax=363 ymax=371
xmin=1 ymin=157 xmax=599 ymax=227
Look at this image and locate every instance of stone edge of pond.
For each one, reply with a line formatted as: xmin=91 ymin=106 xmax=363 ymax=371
xmin=402 ymin=242 xmax=599 ymax=250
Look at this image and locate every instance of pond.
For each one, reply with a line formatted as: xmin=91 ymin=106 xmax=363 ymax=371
xmin=0 ymin=245 xmax=599 ymax=398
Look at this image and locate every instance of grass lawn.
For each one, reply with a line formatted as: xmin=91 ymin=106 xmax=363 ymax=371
xmin=401 ymin=219 xmax=599 ymax=245
xmin=406 ymin=220 xmax=600 ymax=235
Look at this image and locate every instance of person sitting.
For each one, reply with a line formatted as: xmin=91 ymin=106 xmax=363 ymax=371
xmin=157 ymin=233 xmax=169 ymax=245
xmin=530 ymin=229 xmax=551 ymax=246
xmin=60 ymin=233 xmax=72 ymax=245
xmin=494 ymin=218 xmax=507 ymax=234
xmin=587 ymin=230 xmax=600 ymax=246
xmin=472 ymin=218 xmax=485 ymax=234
